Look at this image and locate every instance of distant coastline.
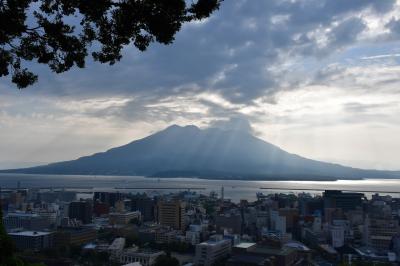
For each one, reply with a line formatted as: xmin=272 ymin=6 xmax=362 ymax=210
xmin=0 ymin=171 xmax=364 ymax=182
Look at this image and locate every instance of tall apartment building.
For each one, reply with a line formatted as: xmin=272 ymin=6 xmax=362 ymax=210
xmin=270 ymin=210 xmax=287 ymax=235
xmin=94 ymin=192 xmax=123 ymax=208
xmin=156 ymin=199 xmax=186 ymax=230
xmin=330 ymin=225 xmax=345 ymax=248
xmin=364 ymin=217 xmax=400 ymax=251
xmin=68 ymin=201 xmax=93 ymax=224
xmin=194 ymin=235 xmax=231 ymax=266
xmin=131 ymin=195 xmax=155 ymax=221
xmin=323 ymin=190 xmax=364 ymax=212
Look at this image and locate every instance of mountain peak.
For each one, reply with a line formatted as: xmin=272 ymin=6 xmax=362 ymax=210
xmin=2 ymin=123 xmax=399 ymax=180
xmin=163 ymin=124 xmax=200 ymax=132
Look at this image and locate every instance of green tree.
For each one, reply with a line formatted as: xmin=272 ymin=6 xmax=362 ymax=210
xmin=0 ymin=204 xmax=23 ymax=265
xmin=0 ymin=205 xmax=44 ymax=266
xmin=0 ymin=0 xmax=222 ymax=88
xmin=153 ymin=253 xmax=179 ymax=266
xmin=211 ymin=256 xmax=229 ymax=266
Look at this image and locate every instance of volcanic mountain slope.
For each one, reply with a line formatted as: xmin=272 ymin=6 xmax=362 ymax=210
xmin=2 ymin=125 xmax=399 ymax=180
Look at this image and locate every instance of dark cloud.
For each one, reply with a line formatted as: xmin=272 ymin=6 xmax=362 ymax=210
xmin=1 ymin=0 xmax=398 ymax=106
xmin=327 ymin=18 xmax=366 ymax=48
xmin=386 ymin=18 xmax=400 ymax=39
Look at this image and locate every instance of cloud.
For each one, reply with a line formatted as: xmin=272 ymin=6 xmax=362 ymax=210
xmin=208 ymin=116 xmax=254 ymax=133
xmin=2 ymin=0 xmax=398 ymax=102
xmin=361 ymin=53 xmax=400 ymax=60
xmin=2 ymin=0 xmax=400 ymax=169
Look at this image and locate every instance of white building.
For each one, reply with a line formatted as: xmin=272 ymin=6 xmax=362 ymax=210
xmin=122 ymin=263 xmax=142 ymax=266
xmin=313 ymin=216 xmax=322 ymax=232
xmin=331 ymin=225 xmax=345 ymax=248
xmin=194 ymin=235 xmax=231 ymax=266
xmin=108 ymin=237 xmax=126 ymax=261
xmin=119 ymin=246 xmax=164 ymax=266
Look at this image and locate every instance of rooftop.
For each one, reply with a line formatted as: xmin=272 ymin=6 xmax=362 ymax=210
xmin=6 ymin=212 xmax=40 ymax=218
xmin=250 ymin=245 xmax=296 ymax=256
xmin=8 ymin=231 xmax=52 ymax=237
xmin=234 ymin=242 xmax=256 ymax=249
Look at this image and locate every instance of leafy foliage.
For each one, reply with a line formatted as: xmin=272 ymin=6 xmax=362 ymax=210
xmin=148 ymin=240 xmax=194 ymax=253
xmin=0 ymin=205 xmax=44 ymax=266
xmin=153 ymin=253 xmax=179 ymax=266
xmin=0 ymin=0 xmax=222 ymax=88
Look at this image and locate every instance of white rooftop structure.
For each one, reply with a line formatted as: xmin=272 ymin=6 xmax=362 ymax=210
xmin=8 ymin=231 xmax=52 ymax=237
xmin=6 ymin=212 xmax=40 ymax=218
xmin=122 ymin=263 xmax=142 ymax=266
xmin=234 ymin=242 xmax=256 ymax=249
xmin=109 ymin=237 xmax=126 ymax=251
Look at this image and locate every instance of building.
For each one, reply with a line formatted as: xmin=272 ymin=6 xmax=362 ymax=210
xmin=38 ymin=191 xmax=76 ymax=203
xmin=194 ymin=235 xmax=231 ymax=266
xmin=215 ymin=211 xmax=242 ymax=234
xmin=186 ymin=225 xmax=203 ymax=245
xmin=35 ymin=210 xmax=58 ymax=228
xmin=54 ymin=227 xmax=97 ymax=248
xmin=323 ymin=190 xmax=364 ymax=212
xmin=298 ymin=195 xmax=323 ymax=216
xmin=68 ymin=201 xmax=93 ymax=224
xmin=278 ymin=208 xmax=299 ymax=232
xmin=156 ymin=199 xmax=186 ymax=230
xmin=246 ymin=243 xmax=300 ymax=266
xmin=365 ymin=217 xmax=400 ymax=251
xmin=331 ymin=225 xmax=345 ymax=248
xmin=270 ymin=210 xmax=286 ymax=235
xmin=93 ymin=201 xmax=110 ymax=217
xmin=119 ymin=246 xmax=164 ymax=266
xmin=94 ymin=192 xmax=123 ymax=208
xmin=108 ymin=237 xmax=126 ymax=261
xmin=122 ymin=263 xmax=142 ymax=266
xmin=8 ymin=231 xmax=54 ymax=251
xmin=226 ymin=254 xmax=273 ymax=266
xmin=155 ymin=227 xmax=180 ymax=243
xmin=131 ymin=195 xmax=155 ymax=222
xmin=303 ymin=227 xmax=327 ymax=247
xmin=9 ymin=192 xmax=24 ymax=208
xmin=109 ymin=211 xmax=141 ymax=225
xmin=3 ymin=212 xmax=49 ymax=231
xmin=228 ymin=242 xmax=273 ymax=266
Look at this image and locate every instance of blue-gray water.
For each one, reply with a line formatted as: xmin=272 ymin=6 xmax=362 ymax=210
xmin=1 ymin=173 xmax=400 ymax=202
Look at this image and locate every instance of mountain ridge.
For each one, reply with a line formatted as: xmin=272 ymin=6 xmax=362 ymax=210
xmin=1 ymin=124 xmax=399 ymax=180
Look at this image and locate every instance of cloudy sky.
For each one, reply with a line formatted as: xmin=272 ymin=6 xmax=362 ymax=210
xmin=1 ymin=0 xmax=400 ymax=170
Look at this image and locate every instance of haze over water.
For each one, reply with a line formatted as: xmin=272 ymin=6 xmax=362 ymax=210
xmin=1 ymin=173 xmax=400 ymax=202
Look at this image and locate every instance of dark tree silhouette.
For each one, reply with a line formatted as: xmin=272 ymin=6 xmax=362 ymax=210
xmin=0 ymin=0 xmax=222 ymax=88
xmin=153 ymin=253 xmax=179 ymax=266
xmin=0 ymin=203 xmax=45 ymax=265
xmin=0 ymin=204 xmax=19 ymax=265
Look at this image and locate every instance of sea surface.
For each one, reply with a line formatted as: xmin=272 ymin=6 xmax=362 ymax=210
xmin=1 ymin=173 xmax=400 ymax=202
